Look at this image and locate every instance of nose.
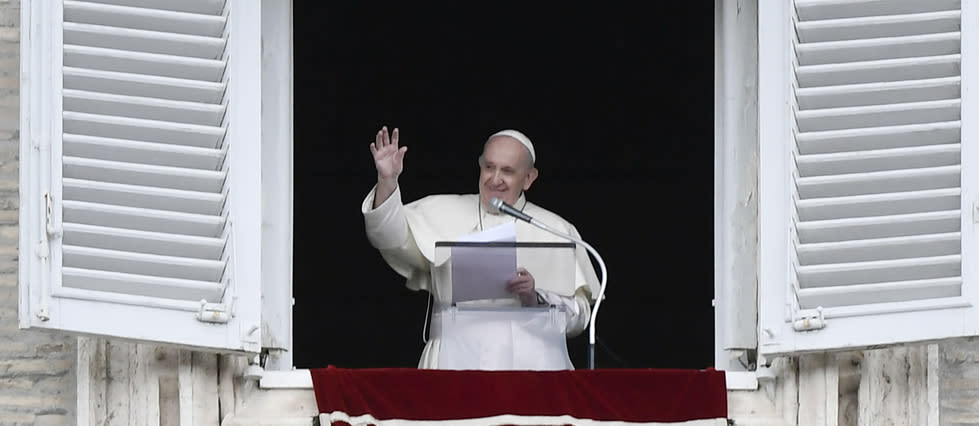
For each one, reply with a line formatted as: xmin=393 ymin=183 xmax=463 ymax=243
xmin=491 ymin=170 xmax=504 ymax=185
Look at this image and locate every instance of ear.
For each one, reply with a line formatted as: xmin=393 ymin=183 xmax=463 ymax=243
xmin=523 ymin=167 xmax=539 ymax=191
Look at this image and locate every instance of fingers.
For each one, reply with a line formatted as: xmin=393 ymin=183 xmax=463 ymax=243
xmin=507 ymin=280 xmax=534 ymax=294
xmin=372 ymin=126 xmax=402 ymax=152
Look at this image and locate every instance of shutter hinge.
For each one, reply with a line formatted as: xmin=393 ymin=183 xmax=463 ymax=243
xmin=44 ymin=192 xmax=61 ymax=239
xmin=35 ymin=193 xmax=60 ymax=322
xmin=792 ymin=307 xmax=826 ymax=332
xmin=35 ymin=192 xmax=61 ymax=261
xmin=196 ymin=299 xmax=231 ymax=324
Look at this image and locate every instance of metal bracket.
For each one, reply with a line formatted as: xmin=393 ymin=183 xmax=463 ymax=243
xmin=196 ymin=300 xmax=230 ymax=324
xmin=792 ymin=306 xmax=826 ymax=332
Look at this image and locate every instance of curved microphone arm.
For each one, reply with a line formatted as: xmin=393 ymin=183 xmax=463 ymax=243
xmin=527 ymin=218 xmax=608 ymax=370
xmin=488 ymin=197 xmax=609 ymax=369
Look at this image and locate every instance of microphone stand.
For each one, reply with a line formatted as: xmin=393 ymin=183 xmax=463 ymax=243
xmin=525 ymin=217 xmax=609 ymax=370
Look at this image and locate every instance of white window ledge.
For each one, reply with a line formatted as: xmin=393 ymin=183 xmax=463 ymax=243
xmin=726 ymin=371 xmax=760 ymax=390
xmin=259 ymin=368 xmax=760 ymax=391
xmin=259 ymin=369 xmax=313 ymax=389
xmin=224 ymin=370 xmax=317 ymax=425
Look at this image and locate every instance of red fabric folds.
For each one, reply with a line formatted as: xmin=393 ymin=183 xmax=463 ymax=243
xmin=310 ymin=366 xmax=727 ymax=423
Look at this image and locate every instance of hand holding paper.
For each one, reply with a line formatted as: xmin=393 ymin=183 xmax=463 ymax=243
xmin=507 ymin=267 xmax=538 ymax=306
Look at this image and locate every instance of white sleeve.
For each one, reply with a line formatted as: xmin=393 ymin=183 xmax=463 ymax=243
xmin=536 ymin=288 xmax=592 ymax=338
xmin=362 ymin=185 xmax=428 ymax=272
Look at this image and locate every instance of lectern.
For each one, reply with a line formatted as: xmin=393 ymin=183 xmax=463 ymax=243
xmin=429 ymin=241 xmax=578 ymax=370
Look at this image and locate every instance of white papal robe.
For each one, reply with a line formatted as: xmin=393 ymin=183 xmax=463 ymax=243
xmin=362 ymin=185 xmax=599 ymax=370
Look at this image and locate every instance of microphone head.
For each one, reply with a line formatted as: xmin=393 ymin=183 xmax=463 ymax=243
xmin=489 ymin=197 xmax=504 ymax=213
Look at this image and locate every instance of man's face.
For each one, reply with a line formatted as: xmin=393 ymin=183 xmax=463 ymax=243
xmin=478 ymin=136 xmax=538 ymax=210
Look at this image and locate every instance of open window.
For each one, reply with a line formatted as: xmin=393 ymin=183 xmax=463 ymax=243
xmin=19 ymin=0 xmax=269 ymax=353
xmin=758 ymin=0 xmax=979 ymax=356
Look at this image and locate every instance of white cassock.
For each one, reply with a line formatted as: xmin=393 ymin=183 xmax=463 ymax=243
xmin=362 ymin=185 xmax=600 ymax=370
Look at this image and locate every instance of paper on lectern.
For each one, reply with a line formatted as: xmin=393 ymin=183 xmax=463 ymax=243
xmin=451 ymin=223 xmax=517 ymax=302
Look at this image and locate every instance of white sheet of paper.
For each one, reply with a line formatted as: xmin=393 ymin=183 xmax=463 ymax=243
xmin=451 ymin=223 xmax=517 ymax=303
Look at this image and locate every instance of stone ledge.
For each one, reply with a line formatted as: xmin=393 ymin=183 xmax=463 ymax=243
xmin=221 ymin=388 xmax=317 ymax=426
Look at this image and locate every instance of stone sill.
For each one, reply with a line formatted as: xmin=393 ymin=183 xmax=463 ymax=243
xmin=259 ymin=369 xmax=313 ymax=389
xmin=223 ymin=370 xmax=317 ymax=426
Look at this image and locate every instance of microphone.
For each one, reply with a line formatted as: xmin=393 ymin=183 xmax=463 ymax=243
xmin=488 ymin=196 xmax=609 ymax=370
xmin=489 ymin=197 xmax=533 ymax=223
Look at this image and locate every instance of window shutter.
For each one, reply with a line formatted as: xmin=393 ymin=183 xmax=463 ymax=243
xmin=759 ymin=0 xmax=979 ymax=355
xmin=19 ymin=0 xmax=263 ymax=353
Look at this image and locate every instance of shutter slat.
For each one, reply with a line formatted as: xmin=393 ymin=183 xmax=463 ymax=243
xmin=797 ymin=277 xmax=961 ymax=308
xmin=64 ymin=0 xmax=226 ymax=37
xmin=797 ymin=210 xmax=960 ymax=243
xmin=63 ymin=178 xmax=224 ymax=215
xmin=795 ymin=0 xmax=960 ymax=21
xmin=796 ymin=54 xmax=960 ymax=87
xmin=796 ymin=99 xmax=960 ymax=132
xmin=64 ymin=45 xmax=226 ymax=82
xmin=797 ymin=255 xmax=960 ymax=287
xmin=63 ymin=22 xmax=226 ymax=59
xmin=64 ymin=245 xmax=224 ymax=282
xmin=64 ymin=67 xmax=225 ymax=103
xmin=63 ymin=267 xmax=224 ymax=302
xmin=797 ymin=77 xmax=961 ymax=109
xmin=64 ymin=89 xmax=225 ymax=126
xmin=797 ymin=121 xmax=960 ymax=154
xmin=64 ymin=200 xmax=224 ymax=237
xmin=80 ymin=0 xmax=226 ymax=15
xmin=796 ymin=165 xmax=959 ymax=198
xmin=797 ymin=188 xmax=959 ymax=221
xmin=797 ymin=10 xmax=961 ymax=43
xmin=64 ymin=134 xmax=224 ymax=170
xmin=798 ymin=232 xmax=960 ymax=264
xmin=798 ymin=32 xmax=960 ymax=66
xmin=63 ymin=223 xmax=224 ymax=259
xmin=63 ymin=111 xmax=225 ymax=148
xmin=797 ymin=143 xmax=960 ymax=176
xmin=64 ymin=157 xmax=225 ymax=192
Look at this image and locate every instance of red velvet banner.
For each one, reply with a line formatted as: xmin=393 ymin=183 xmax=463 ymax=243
xmin=311 ymin=366 xmax=727 ymax=423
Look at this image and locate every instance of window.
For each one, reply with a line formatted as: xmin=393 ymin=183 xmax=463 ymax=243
xmin=757 ymin=0 xmax=979 ymax=356
xmin=19 ymin=0 xmax=274 ymax=353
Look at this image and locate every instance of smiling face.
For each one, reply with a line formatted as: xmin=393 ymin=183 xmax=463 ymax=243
xmin=478 ymin=136 xmax=538 ymax=211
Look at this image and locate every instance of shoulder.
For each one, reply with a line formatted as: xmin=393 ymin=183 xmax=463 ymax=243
xmin=406 ymin=193 xmax=477 ymax=212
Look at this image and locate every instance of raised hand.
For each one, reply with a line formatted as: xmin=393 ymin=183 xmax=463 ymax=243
xmin=370 ymin=126 xmax=406 ymax=181
xmin=370 ymin=126 xmax=407 ymax=208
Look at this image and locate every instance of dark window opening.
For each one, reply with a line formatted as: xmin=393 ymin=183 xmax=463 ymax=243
xmin=293 ymin=2 xmax=714 ymax=369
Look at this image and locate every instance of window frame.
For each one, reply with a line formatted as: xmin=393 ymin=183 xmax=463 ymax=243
xmin=755 ymin=0 xmax=979 ymax=357
xmin=18 ymin=0 xmax=278 ymax=355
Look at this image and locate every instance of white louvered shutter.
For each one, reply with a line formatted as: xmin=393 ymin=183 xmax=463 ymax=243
xmin=759 ymin=0 xmax=979 ymax=355
xmin=19 ymin=0 xmax=263 ymax=353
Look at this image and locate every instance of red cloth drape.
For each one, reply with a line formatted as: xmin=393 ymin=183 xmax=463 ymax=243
xmin=311 ymin=366 xmax=727 ymax=423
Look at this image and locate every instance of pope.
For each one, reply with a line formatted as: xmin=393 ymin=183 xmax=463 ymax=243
xmin=361 ymin=126 xmax=599 ymax=369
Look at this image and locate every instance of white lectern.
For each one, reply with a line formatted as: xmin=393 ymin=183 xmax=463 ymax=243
xmin=429 ymin=241 xmax=577 ymax=370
